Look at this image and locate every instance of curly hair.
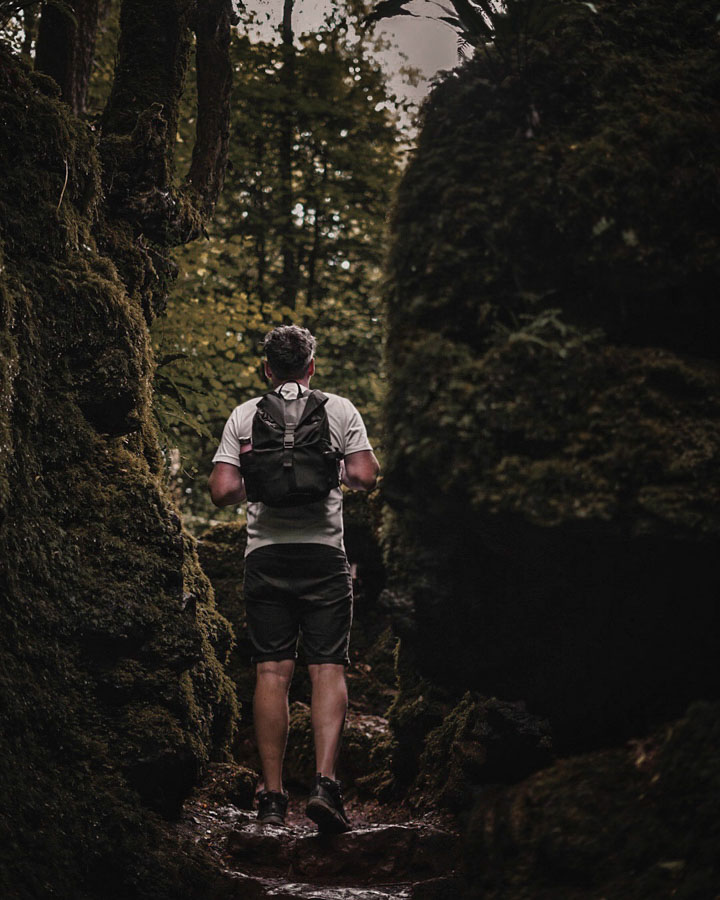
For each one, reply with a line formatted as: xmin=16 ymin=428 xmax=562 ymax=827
xmin=263 ymin=325 xmax=316 ymax=380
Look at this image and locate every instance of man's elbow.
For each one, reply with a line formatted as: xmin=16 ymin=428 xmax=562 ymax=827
xmin=207 ymin=478 xmax=222 ymax=507
xmin=207 ymin=475 xmax=229 ymax=507
xmin=362 ymin=471 xmax=379 ymax=492
xmin=355 ymin=463 xmax=380 ymax=492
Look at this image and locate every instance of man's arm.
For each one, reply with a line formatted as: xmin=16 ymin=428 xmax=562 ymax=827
xmin=342 ymin=450 xmax=380 ymax=492
xmin=208 ymin=462 xmax=246 ymax=506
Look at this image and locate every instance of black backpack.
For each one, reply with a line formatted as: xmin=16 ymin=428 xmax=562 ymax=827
xmin=239 ymin=382 xmax=343 ymax=507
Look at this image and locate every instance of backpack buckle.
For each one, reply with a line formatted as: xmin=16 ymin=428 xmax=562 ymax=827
xmin=283 ymin=423 xmax=296 ymax=466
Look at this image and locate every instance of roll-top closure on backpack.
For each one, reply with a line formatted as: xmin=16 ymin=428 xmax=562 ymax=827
xmin=241 ymin=386 xmax=340 ymax=507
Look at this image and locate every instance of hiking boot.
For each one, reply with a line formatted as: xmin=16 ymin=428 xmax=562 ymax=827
xmin=256 ymin=789 xmax=289 ymax=825
xmin=305 ymin=774 xmax=351 ymax=834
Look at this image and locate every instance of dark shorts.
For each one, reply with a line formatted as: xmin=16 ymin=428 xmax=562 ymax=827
xmin=243 ymin=543 xmax=353 ymax=666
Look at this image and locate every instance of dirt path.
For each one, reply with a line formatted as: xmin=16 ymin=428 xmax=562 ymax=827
xmin=177 ymin=768 xmax=461 ymax=900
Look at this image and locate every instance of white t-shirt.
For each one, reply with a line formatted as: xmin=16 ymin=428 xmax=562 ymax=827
xmin=212 ymin=383 xmax=373 ymax=556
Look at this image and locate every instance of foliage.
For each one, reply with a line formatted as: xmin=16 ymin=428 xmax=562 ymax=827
xmin=151 ymin=18 xmax=404 ymax=524
xmin=366 ymin=0 xmax=597 ymax=74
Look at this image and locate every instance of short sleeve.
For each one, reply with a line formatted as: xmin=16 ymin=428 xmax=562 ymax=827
xmin=341 ymin=401 xmax=373 ymax=457
xmin=212 ymin=410 xmax=242 ymax=467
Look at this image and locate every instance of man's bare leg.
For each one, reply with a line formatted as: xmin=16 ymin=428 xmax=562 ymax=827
xmin=254 ymin=659 xmax=295 ymax=792
xmin=308 ymin=663 xmax=348 ymax=779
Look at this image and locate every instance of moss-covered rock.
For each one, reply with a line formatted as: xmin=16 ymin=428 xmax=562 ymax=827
xmin=463 ymin=701 xmax=720 ymax=898
xmin=358 ymin=639 xmax=450 ymax=799
xmin=0 ymin=46 xmax=237 ymax=899
xmin=192 ymin=762 xmax=258 ymax=810
xmin=382 ymin=0 xmax=720 ymax=752
xmin=196 ymin=521 xmax=249 ymax=690
xmin=284 ymin=701 xmax=391 ymax=792
xmin=412 ymin=693 xmax=553 ymax=813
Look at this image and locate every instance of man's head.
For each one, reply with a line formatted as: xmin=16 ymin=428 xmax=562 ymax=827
xmin=263 ymin=324 xmax=316 ymax=384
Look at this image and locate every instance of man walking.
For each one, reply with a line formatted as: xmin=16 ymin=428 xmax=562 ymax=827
xmin=208 ymin=325 xmax=379 ymax=832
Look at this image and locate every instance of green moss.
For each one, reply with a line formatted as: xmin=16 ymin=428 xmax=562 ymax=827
xmin=196 ymin=521 xmax=249 ymax=695
xmin=412 ymin=692 xmax=553 ymax=813
xmin=381 ymin=0 xmax=720 ymax=749
xmin=0 ymin=41 xmax=238 ymax=899
xmin=358 ymin=640 xmax=449 ymax=798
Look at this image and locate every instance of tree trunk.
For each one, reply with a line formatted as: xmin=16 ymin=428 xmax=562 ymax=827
xmin=186 ymin=0 xmax=235 ymax=219
xmin=101 ymin=0 xmax=194 ymax=144
xmin=100 ymin=0 xmax=235 ymax=254
xmin=278 ymin=0 xmax=297 ymax=308
xmin=305 ymin=151 xmax=328 ymax=308
xmin=255 ymin=137 xmax=268 ymax=306
xmin=21 ymin=5 xmax=39 ymax=59
xmin=35 ymin=0 xmax=100 ymax=115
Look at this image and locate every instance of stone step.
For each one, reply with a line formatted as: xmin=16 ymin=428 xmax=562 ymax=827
xmin=218 ymin=870 xmax=460 ymax=900
xmin=223 ymin=811 xmax=459 ymax=887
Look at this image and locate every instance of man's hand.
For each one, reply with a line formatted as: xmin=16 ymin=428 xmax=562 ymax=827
xmin=341 ymin=450 xmax=380 ymax=492
xmin=208 ymin=462 xmax=246 ymax=507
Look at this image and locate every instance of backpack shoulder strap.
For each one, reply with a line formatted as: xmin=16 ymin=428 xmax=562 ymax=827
xmin=256 ymin=389 xmax=286 ymax=429
xmin=297 ymin=389 xmax=329 ymax=426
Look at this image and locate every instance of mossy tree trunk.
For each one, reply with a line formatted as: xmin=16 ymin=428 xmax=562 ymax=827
xmin=279 ymin=0 xmax=298 ymax=308
xmin=100 ymin=0 xmax=235 ymax=253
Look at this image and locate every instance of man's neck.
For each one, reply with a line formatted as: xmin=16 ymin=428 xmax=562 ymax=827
xmin=271 ymin=377 xmax=311 ymax=390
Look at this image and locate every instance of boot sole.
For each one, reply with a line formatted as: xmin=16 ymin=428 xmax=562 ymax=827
xmin=305 ymin=796 xmax=350 ymax=834
xmin=258 ymin=813 xmax=285 ymax=826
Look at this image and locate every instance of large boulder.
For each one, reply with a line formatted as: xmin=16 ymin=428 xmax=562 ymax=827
xmin=463 ymin=701 xmax=720 ymax=898
xmin=0 ymin=48 xmax=237 ymax=899
xmin=382 ymin=0 xmax=720 ymax=752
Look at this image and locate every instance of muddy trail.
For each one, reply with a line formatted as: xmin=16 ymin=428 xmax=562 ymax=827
xmin=177 ymin=766 xmax=461 ymax=900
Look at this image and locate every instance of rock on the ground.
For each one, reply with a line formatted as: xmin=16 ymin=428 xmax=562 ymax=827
xmin=291 ymin=824 xmax=457 ymax=882
xmin=412 ymin=693 xmax=553 ymax=812
xmin=225 ymin=817 xmax=458 ymax=885
xmin=196 ymin=762 xmax=258 ymax=810
xmin=285 ymin=702 xmax=391 ymax=790
xmin=461 ymin=700 xmax=720 ymax=899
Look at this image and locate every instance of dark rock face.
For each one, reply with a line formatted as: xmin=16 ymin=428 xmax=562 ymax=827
xmin=413 ymin=693 xmax=553 ymax=813
xmin=196 ymin=521 xmax=250 ymax=691
xmin=382 ymin=0 xmax=720 ymax=752
xmin=0 ymin=48 xmax=237 ymax=899
xmin=463 ymin=701 xmax=720 ymax=899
